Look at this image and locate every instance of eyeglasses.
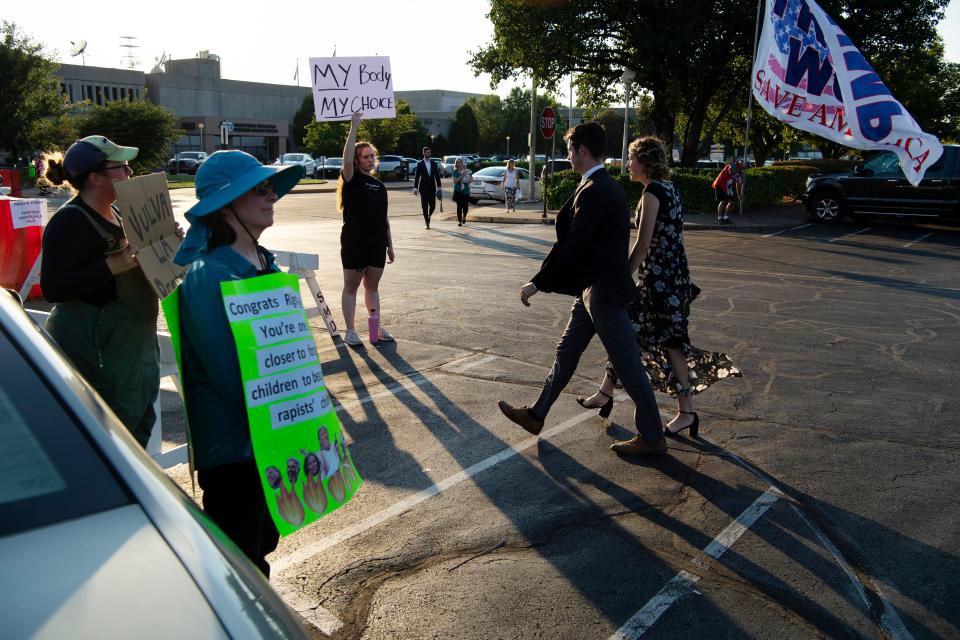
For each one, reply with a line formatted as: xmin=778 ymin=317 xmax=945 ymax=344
xmin=98 ymin=162 xmax=133 ymax=175
xmin=250 ymin=181 xmax=277 ymax=197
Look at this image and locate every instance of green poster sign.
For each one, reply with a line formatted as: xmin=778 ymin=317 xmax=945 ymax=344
xmin=162 ymin=273 xmax=361 ymax=536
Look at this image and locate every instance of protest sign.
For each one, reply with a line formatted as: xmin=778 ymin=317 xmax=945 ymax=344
xmin=8 ymin=199 xmax=47 ymax=230
xmin=309 ymin=56 xmax=395 ymax=121
xmin=161 ymin=273 xmax=361 ymax=536
xmin=113 ymin=173 xmax=184 ymax=298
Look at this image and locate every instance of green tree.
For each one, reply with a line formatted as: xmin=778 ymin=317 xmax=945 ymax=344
xmin=302 ymin=120 xmax=349 ymax=158
xmin=291 ymin=93 xmax=315 ymax=149
xmin=448 ymin=103 xmax=480 ymax=153
xmin=466 ymin=94 xmax=505 ymax=154
xmin=0 ymin=22 xmax=67 ymax=158
xmin=76 ymin=99 xmax=181 ymax=174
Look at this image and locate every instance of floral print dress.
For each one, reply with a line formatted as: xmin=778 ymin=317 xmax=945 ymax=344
xmin=608 ymin=180 xmax=741 ymax=397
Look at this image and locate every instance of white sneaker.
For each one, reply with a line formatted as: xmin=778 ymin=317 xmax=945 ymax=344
xmin=378 ymin=327 xmax=395 ymax=342
xmin=343 ymin=329 xmax=362 ymax=346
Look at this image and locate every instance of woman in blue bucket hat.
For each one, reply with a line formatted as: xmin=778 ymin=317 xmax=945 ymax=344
xmin=173 ymin=149 xmax=302 ymax=576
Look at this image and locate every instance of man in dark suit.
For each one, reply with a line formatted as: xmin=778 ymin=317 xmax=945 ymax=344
xmin=413 ymin=146 xmax=442 ymax=229
xmin=497 ymin=122 xmax=667 ymax=456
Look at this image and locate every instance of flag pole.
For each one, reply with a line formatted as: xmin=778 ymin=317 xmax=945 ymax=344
xmin=739 ymin=0 xmax=764 ymax=217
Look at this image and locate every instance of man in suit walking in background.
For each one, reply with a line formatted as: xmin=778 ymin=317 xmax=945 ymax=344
xmin=413 ymin=147 xmax=442 ymax=229
xmin=497 ymin=122 xmax=668 ymax=456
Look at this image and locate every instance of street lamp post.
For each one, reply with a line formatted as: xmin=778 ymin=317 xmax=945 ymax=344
xmin=620 ymin=68 xmax=636 ymax=176
xmin=506 ymin=135 xmax=510 ymax=158
xmin=197 ymin=122 xmax=204 ymax=153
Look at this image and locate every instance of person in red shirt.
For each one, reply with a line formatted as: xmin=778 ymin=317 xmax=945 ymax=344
xmin=710 ymin=158 xmax=744 ymax=224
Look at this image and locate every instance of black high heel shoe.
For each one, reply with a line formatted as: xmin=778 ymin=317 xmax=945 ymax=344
xmin=664 ymin=411 xmax=699 ymax=437
xmin=577 ymin=389 xmax=614 ymax=419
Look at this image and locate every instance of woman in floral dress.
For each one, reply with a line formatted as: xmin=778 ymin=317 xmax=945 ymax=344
xmin=577 ymin=137 xmax=740 ymax=436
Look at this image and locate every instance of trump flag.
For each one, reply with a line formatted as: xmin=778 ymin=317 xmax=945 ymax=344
xmin=752 ymin=0 xmax=943 ymax=186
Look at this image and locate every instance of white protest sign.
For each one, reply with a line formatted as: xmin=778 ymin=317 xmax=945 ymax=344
xmin=309 ymin=56 xmax=395 ymax=121
xmin=9 ymin=199 xmax=47 ymax=229
xmin=113 ymin=172 xmax=184 ymax=298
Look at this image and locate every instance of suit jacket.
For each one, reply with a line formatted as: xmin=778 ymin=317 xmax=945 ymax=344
xmin=531 ymin=167 xmax=635 ymax=305
xmin=414 ymin=159 xmax=441 ymax=194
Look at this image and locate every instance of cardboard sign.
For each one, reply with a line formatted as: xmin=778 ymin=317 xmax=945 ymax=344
xmin=9 ymin=199 xmax=47 ymax=229
xmin=113 ymin=173 xmax=184 ymax=298
xmin=309 ymin=56 xmax=395 ymax=121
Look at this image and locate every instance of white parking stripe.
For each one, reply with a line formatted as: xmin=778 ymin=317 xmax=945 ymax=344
xmin=608 ymin=487 xmax=782 ymax=639
xmin=762 ymin=223 xmax=812 ymax=238
xmin=902 ymin=232 xmax=933 ymax=248
xmin=271 ymin=407 xmax=598 ymax=574
xmin=828 ymin=227 xmax=871 ymax=243
xmin=448 ymin=354 xmax=499 ymax=373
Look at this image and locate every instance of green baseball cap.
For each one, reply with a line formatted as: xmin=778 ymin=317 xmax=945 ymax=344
xmin=63 ymin=135 xmax=139 ymax=179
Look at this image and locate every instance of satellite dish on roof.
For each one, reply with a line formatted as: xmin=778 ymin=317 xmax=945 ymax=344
xmin=70 ymin=40 xmax=88 ymax=65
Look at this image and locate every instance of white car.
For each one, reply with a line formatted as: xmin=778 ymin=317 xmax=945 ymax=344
xmin=375 ymin=155 xmax=409 ymax=179
xmin=277 ymin=153 xmax=316 ymax=178
xmin=468 ymin=166 xmax=541 ymax=203
xmin=0 ymin=290 xmax=308 ymax=639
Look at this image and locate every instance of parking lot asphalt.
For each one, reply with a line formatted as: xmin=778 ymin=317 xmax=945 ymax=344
xmin=23 ymin=185 xmax=960 ymax=639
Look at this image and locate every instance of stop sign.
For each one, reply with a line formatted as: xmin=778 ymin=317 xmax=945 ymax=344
xmin=539 ymin=107 xmax=556 ymax=138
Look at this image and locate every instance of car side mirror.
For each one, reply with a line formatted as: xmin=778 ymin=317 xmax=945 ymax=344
xmin=853 ymin=165 xmax=873 ymax=177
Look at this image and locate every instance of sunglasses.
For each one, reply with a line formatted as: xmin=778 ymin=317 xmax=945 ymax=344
xmin=250 ymin=181 xmax=277 ymax=197
xmin=98 ymin=162 xmax=133 ymax=175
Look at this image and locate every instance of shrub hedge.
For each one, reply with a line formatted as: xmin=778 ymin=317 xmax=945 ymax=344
xmin=541 ymin=161 xmax=858 ymax=214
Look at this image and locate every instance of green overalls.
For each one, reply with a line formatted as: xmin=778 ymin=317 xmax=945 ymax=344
xmin=45 ymin=204 xmax=160 ymax=447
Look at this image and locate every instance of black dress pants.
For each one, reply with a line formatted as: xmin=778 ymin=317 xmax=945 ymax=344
xmin=420 ymin=190 xmax=436 ymax=225
xmin=198 ymin=460 xmax=280 ymax=577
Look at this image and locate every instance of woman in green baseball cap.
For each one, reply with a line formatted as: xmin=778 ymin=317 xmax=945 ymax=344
xmin=172 ymin=149 xmax=302 ymax=576
xmin=40 ymin=135 xmax=170 ymax=448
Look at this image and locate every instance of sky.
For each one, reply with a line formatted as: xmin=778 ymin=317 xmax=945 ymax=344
xmin=5 ymin=1 xmax=959 ymax=96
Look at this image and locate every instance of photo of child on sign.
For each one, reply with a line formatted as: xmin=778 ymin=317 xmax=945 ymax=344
xmin=309 ymin=56 xmax=395 ymax=121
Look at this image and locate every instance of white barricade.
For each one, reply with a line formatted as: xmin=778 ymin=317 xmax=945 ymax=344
xmin=25 ymin=250 xmax=334 ymax=470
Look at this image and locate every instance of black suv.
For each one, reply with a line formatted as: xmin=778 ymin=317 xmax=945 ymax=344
xmin=802 ymin=144 xmax=959 ymax=223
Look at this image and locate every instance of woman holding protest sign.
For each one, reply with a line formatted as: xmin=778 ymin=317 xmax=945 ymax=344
xmin=172 ymin=150 xmax=304 ymax=575
xmin=40 ymin=135 xmax=168 ymax=448
xmin=337 ymin=110 xmax=396 ymax=347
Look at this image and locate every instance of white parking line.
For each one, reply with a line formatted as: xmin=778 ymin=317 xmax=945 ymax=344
xmin=902 ymin=232 xmax=933 ymax=248
xmin=608 ymin=487 xmax=782 ymax=639
xmin=762 ymin=223 xmax=812 ymax=238
xmin=828 ymin=227 xmax=872 ymax=243
xmin=271 ymin=407 xmax=598 ymax=574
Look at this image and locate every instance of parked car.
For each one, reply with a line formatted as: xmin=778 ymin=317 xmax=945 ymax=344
xmin=469 ymin=165 xmax=542 ymax=203
xmin=403 ymin=157 xmax=419 ymax=178
xmin=695 ymin=160 xmax=726 ymax=170
xmin=0 ymin=290 xmax=308 ymax=639
xmin=441 ymin=156 xmax=460 ymax=177
xmin=802 ymin=144 xmax=959 ymax=223
xmin=276 ymin=153 xmax=316 ymax=178
xmin=489 ymin=154 xmax=512 ymax=162
xmin=318 ymin=157 xmax=343 ymax=178
xmin=375 ymin=155 xmax=410 ymax=179
xmin=166 ymin=151 xmax=208 ymax=175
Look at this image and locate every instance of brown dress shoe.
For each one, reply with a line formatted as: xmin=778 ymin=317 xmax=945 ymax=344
xmin=610 ymin=435 xmax=668 ymax=456
xmin=498 ymin=400 xmax=544 ymax=435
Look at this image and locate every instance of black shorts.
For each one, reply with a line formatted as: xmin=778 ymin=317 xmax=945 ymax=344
xmin=341 ymin=239 xmax=387 ymax=270
xmin=714 ymin=186 xmax=737 ymax=202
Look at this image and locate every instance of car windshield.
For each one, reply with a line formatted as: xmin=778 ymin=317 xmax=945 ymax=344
xmin=0 ymin=328 xmax=129 ymax=536
xmin=327 ymin=158 xmax=342 ymax=166
xmin=282 ymin=154 xmax=305 ymax=162
xmin=180 ymin=152 xmax=203 ymax=160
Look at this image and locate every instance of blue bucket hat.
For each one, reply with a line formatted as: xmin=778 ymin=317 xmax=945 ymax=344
xmin=174 ymin=150 xmax=303 ymax=265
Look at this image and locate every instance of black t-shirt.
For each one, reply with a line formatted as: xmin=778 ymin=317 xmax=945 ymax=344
xmin=341 ymin=170 xmax=389 ymax=245
xmin=40 ymin=196 xmax=126 ymax=306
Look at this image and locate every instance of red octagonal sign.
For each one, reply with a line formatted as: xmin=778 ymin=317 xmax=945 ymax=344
xmin=540 ymin=107 xmax=556 ymax=138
